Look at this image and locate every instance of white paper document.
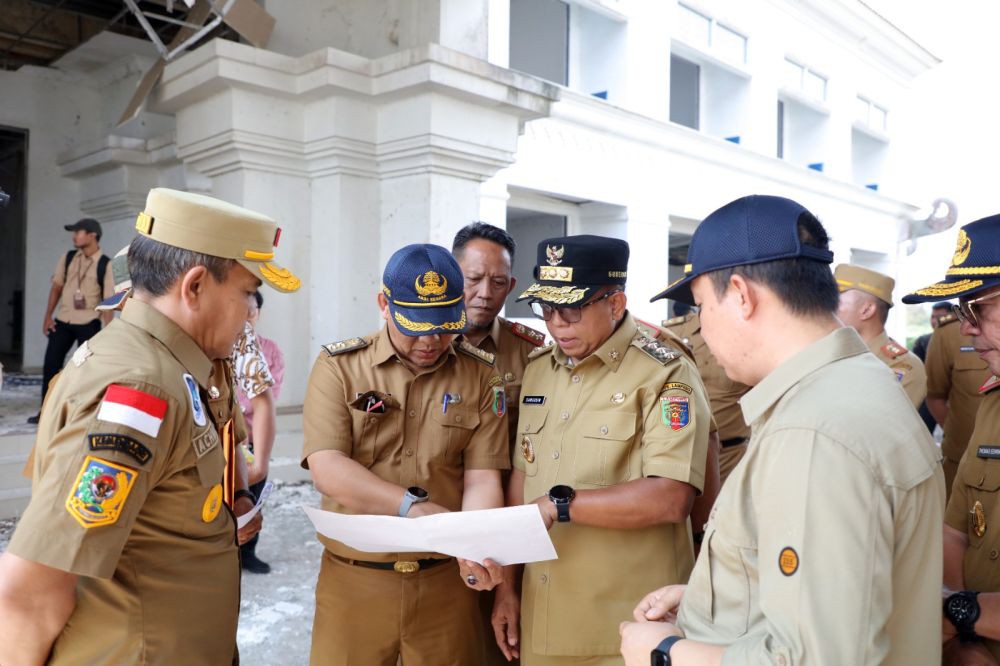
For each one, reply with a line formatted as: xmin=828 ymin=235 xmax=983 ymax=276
xmin=302 ymin=504 xmax=558 ymax=566
xmin=236 ymin=481 xmax=274 ymax=529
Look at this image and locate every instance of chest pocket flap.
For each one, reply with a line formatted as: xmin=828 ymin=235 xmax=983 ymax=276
xmin=518 ymin=408 xmax=548 ymax=435
xmin=431 ymin=406 xmax=480 ymax=430
xmin=579 ymin=411 xmax=637 ymax=441
xmin=963 ymin=456 xmax=1000 ymax=492
xmin=576 ymin=411 xmax=637 ymax=486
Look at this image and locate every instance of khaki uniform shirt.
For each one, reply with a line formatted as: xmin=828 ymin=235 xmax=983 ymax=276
xmin=945 ymin=379 xmax=1000 ymax=660
xmin=868 ymin=330 xmax=927 ymax=408
xmin=926 ymin=316 xmax=990 ymax=463
xmin=465 ymin=317 xmax=545 ymax=454
xmin=301 ymin=327 xmax=510 ymax=562
xmin=514 ymin=312 xmax=710 ymax=657
xmin=7 ymin=299 xmax=242 ymax=665
xmin=52 ymin=249 xmax=115 ymax=325
xmin=677 ymin=327 xmax=944 ymax=665
xmin=663 ymin=312 xmax=750 ymax=443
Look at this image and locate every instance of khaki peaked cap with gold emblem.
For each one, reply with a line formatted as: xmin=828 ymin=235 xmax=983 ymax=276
xmin=517 ymin=234 xmax=629 ymax=306
xmin=135 ymin=188 xmax=301 ymax=293
xmin=904 ymin=215 xmax=1000 ymax=302
xmin=835 ymin=264 xmax=895 ymax=306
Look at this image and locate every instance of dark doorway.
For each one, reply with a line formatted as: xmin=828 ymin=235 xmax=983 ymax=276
xmin=0 ymin=127 xmax=28 ymax=371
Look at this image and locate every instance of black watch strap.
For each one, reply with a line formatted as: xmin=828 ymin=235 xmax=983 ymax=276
xmin=651 ymin=635 xmax=683 ymax=666
xmin=555 ymin=501 xmax=571 ymax=523
xmin=945 ymin=590 xmax=981 ymax=643
xmin=233 ymin=488 xmax=257 ymax=505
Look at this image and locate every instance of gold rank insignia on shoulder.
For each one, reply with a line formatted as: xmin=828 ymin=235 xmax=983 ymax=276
xmin=322 ymin=337 xmax=370 ymax=357
xmin=632 ymin=335 xmax=681 ymax=365
xmin=973 ymin=500 xmax=987 ymax=538
xmin=505 ymin=320 xmax=546 ymax=347
xmin=663 ymin=315 xmax=687 ymax=327
xmin=881 ymin=340 xmax=908 ymax=359
xmin=457 ymin=340 xmax=495 ymax=365
xmin=937 ymin=313 xmax=958 ymax=326
xmin=528 ymin=342 xmax=555 ymax=361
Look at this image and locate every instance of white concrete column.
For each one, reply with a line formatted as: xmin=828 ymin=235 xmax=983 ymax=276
xmin=479 ymin=174 xmax=510 ymax=228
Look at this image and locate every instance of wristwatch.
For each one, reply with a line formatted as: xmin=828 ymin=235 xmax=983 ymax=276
xmin=233 ymin=488 xmax=257 ymax=505
xmin=651 ymin=636 xmax=683 ymax=666
xmin=548 ymin=485 xmax=575 ymax=523
xmin=397 ymin=486 xmax=429 ymax=517
xmin=944 ymin=590 xmax=981 ymax=642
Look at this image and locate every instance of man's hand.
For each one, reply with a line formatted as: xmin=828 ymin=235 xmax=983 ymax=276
xmin=619 ymin=619 xmax=683 ymax=666
xmin=633 ymin=584 xmax=687 ymax=623
xmin=458 ymin=557 xmax=504 ymax=591
xmin=531 ymin=495 xmax=556 ymax=530
xmin=943 ymin=637 xmax=999 ymax=666
xmin=43 ymin=317 xmax=56 ymax=336
xmin=492 ymin=582 xmax=521 ymax=661
xmin=234 ymin=495 xmax=262 ymax=545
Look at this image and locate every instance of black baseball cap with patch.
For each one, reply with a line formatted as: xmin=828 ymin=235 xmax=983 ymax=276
xmin=64 ymin=217 xmax=102 ymax=237
xmin=650 ymin=195 xmax=833 ymax=305
xmin=903 ymin=215 xmax=1000 ymax=303
xmin=517 ymin=234 xmax=629 ymax=306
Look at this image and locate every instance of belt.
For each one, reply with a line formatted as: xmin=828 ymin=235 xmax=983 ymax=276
xmin=721 ymin=437 xmax=747 ymax=448
xmin=331 ymin=553 xmax=452 ymax=574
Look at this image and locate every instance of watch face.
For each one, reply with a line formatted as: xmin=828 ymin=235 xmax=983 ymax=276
xmin=948 ymin=595 xmax=976 ymax=623
xmin=549 ymin=485 xmax=575 ymax=503
xmin=408 ymin=486 xmax=429 ymax=500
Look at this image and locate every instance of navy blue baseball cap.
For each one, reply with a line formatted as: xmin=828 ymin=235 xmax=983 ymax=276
xmin=650 ymin=195 xmax=833 ymax=305
xmin=903 ymin=215 xmax=1000 ymax=303
xmin=382 ymin=244 xmax=469 ymax=336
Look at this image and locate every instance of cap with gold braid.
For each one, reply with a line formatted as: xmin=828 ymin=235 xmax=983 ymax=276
xmin=904 ymin=215 xmax=1000 ymax=303
xmin=517 ymin=234 xmax=629 ymax=306
xmin=135 ymin=188 xmax=300 ymax=293
xmin=834 ymin=264 xmax=895 ymax=307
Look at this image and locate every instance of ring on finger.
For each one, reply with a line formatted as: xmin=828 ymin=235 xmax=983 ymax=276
xmin=466 ymin=574 xmax=478 ymax=586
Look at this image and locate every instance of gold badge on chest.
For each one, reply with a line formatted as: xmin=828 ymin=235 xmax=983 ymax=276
xmin=521 ymin=436 xmax=535 ymax=463
xmin=973 ymin=500 xmax=987 ymax=538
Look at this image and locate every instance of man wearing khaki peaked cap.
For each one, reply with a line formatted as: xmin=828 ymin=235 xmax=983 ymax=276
xmin=0 ymin=187 xmax=300 ymax=665
xmin=835 ymin=263 xmax=927 ymax=408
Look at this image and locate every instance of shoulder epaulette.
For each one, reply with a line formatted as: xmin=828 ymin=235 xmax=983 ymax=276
xmin=632 ymin=335 xmax=682 ymax=365
xmin=457 ymin=340 xmax=495 ymax=365
xmin=980 ymin=375 xmax=1000 ymax=395
xmin=881 ymin=340 xmax=908 ymax=359
xmin=634 ymin=318 xmax=662 ymax=340
xmin=528 ymin=342 xmax=555 ymax=361
xmin=504 ymin=320 xmax=546 ymax=347
xmin=322 ymin=337 xmax=369 ymax=357
xmin=662 ymin=315 xmax=687 ymax=327
xmin=937 ymin=313 xmax=958 ymax=327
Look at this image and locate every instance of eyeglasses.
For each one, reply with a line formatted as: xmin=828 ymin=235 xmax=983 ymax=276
xmin=530 ymin=290 xmax=622 ymax=323
xmin=952 ymin=289 xmax=1000 ymax=329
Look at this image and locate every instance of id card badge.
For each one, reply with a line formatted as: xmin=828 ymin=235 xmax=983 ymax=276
xmin=73 ymin=290 xmax=86 ymax=310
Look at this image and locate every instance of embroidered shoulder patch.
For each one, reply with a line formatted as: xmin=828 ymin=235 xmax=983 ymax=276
xmin=661 ymin=396 xmax=689 ymax=430
xmin=457 ymin=340 xmax=495 ymax=366
xmin=183 ymin=373 xmax=207 ymax=427
xmin=322 ymin=337 xmax=370 ymax=357
xmin=662 ymin=382 xmax=693 ymax=394
xmin=505 ymin=320 xmax=546 ymax=347
xmin=96 ymin=384 xmax=167 ymax=438
xmin=66 ymin=456 xmax=138 ymax=528
xmin=88 ymin=433 xmax=153 ymax=465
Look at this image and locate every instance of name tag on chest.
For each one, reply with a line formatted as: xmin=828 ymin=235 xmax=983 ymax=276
xmin=193 ymin=427 xmax=220 ymax=458
xmin=977 ymin=446 xmax=1000 ymax=459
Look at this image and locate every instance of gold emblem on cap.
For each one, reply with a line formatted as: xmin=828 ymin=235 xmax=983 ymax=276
xmin=973 ymin=500 xmax=987 ymax=538
xmin=415 ymin=271 xmax=448 ymax=302
xmin=546 ymin=245 xmax=565 ymax=266
xmin=953 ymin=229 xmax=972 ymax=266
xmin=135 ymin=211 xmax=154 ymax=234
xmin=611 ymin=392 xmax=625 ymax=404
xmin=521 ymin=436 xmax=535 ymax=463
xmin=539 ymin=266 xmax=574 ymax=281
xmin=260 ymin=262 xmax=301 ymax=292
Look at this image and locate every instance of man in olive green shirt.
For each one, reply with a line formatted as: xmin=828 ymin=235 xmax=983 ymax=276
xmin=620 ymin=195 xmax=944 ymax=666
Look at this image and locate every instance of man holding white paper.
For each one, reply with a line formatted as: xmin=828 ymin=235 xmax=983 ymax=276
xmin=302 ymin=243 xmax=510 ymax=666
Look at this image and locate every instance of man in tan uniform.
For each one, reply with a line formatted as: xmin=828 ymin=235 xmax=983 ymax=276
xmin=906 ymin=216 xmax=1000 ymax=665
xmin=0 ymin=188 xmax=299 ymax=664
xmin=302 ymin=243 xmax=509 ymax=666
xmin=620 ymin=195 xmax=944 ymax=665
xmin=663 ymin=308 xmax=750 ymax=486
xmin=492 ymin=235 xmax=710 ymax=666
xmin=925 ymin=310 xmax=991 ymax=497
xmin=835 ymin=263 xmax=927 ymax=408
xmin=452 ymin=222 xmax=545 ymax=666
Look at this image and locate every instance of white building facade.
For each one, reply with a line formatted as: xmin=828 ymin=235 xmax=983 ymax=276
xmin=0 ymin=0 xmax=939 ymax=409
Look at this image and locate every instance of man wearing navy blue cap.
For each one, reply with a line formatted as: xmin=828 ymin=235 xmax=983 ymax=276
xmin=301 ymin=243 xmax=509 ymax=665
xmin=620 ymin=195 xmax=944 ymax=665
xmin=906 ymin=217 xmax=1000 ymax=664
xmin=492 ymin=234 xmax=711 ymax=666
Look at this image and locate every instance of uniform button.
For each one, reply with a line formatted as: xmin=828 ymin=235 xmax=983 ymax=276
xmin=405 ymin=449 xmax=414 ymax=457
xmin=572 ymin=375 xmax=581 ymax=383
xmin=600 ymin=425 xmax=609 ymax=435
xmin=369 ymin=417 xmax=378 ymax=424
xmin=991 ymin=549 xmax=999 ymax=560
xmin=409 ymin=410 xmax=416 ymax=418
xmin=561 ymin=412 xmax=570 ymax=420
xmin=455 ymin=416 xmax=462 ymax=423
xmin=552 ymin=451 xmax=559 ymax=460
xmin=217 ymin=409 xmax=224 ymax=418
xmin=540 ymin=574 xmax=548 ymax=583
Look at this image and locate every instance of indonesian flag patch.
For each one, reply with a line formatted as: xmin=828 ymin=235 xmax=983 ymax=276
xmin=97 ymin=385 xmax=167 ymax=438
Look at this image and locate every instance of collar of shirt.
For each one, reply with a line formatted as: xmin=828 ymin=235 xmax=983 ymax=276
xmin=369 ymin=324 xmax=457 ymax=371
xmin=550 ymin=311 xmax=637 ymax=372
xmin=740 ymin=326 xmax=868 ymax=425
xmin=120 ymin=298 xmax=214 ymax=388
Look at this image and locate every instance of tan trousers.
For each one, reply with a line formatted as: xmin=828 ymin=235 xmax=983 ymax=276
xmin=521 ymin=651 xmax=622 ymax=665
xmin=719 ymin=442 xmax=748 ymax=487
xmin=309 ymin=551 xmax=482 ymax=666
